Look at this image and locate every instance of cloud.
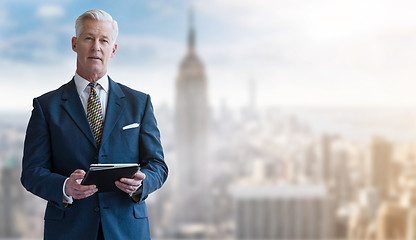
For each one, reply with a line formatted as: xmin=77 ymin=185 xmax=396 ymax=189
xmin=0 ymin=8 xmax=18 ymax=30
xmin=113 ymin=34 xmax=184 ymax=66
xmin=146 ymin=1 xmax=177 ymax=17
xmin=1 ymin=30 xmax=72 ymax=63
xmin=36 ymin=5 xmax=65 ymax=19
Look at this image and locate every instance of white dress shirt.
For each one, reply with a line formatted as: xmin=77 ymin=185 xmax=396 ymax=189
xmin=63 ymin=73 xmax=110 ymax=204
xmin=74 ymin=72 xmax=109 ymax=119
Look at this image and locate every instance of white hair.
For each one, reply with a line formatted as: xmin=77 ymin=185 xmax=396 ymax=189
xmin=75 ymin=9 xmax=119 ymax=43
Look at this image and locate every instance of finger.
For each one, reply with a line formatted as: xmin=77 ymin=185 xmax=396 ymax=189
xmin=119 ymin=177 xmax=141 ymax=186
xmin=115 ymin=181 xmax=129 ymax=193
xmin=72 ymin=186 xmax=98 ymax=199
xmin=115 ymin=180 xmax=132 ymax=189
xmin=73 ymin=189 xmax=97 ymax=199
xmin=115 ymin=181 xmax=137 ymax=193
xmin=69 ymin=182 xmax=96 ymax=193
xmin=85 ymin=189 xmax=98 ymax=198
xmin=78 ymin=184 xmax=97 ymax=190
xmin=73 ymin=185 xmax=97 ymax=193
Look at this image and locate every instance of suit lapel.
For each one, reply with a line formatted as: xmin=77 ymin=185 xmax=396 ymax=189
xmin=100 ymin=77 xmax=125 ymax=147
xmin=61 ymin=79 xmax=97 ymax=148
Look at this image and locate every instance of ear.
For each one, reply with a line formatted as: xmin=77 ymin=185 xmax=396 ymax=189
xmin=111 ymin=43 xmax=117 ymax=58
xmin=72 ymin=37 xmax=77 ymax=52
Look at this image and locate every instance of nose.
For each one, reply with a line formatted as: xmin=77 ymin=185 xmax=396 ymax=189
xmin=91 ymin=39 xmax=100 ymax=51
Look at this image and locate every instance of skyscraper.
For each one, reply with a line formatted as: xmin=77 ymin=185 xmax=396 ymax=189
xmin=371 ymin=136 xmax=392 ymax=198
xmin=174 ymin=8 xmax=209 ymax=229
xmin=230 ymin=183 xmax=333 ymax=239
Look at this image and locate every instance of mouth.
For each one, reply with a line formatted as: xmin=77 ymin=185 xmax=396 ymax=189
xmin=88 ymin=56 xmax=102 ymax=61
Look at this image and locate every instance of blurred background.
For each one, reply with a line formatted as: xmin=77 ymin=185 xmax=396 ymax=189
xmin=2 ymin=0 xmax=416 ymax=239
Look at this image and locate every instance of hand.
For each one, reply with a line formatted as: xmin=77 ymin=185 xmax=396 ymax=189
xmin=64 ymin=169 xmax=98 ymax=199
xmin=115 ymin=171 xmax=146 ymax=195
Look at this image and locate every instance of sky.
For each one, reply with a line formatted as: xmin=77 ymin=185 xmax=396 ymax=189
xmin=2 ymin=0 xmax=416 ymax=112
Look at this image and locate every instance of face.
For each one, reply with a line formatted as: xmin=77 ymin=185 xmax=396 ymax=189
xmin=72 ymin=18 xmax=117 ymax=82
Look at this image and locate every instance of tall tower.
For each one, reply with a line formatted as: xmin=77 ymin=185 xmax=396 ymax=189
xmin=174 ymin=8 xmax=209 ymax=229
xmin=371 ymin=136 xmax=392 ymax=199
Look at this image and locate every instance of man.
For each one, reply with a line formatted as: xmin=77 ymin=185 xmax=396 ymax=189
xmin=20 ymin=10 xmax=168 ymax=240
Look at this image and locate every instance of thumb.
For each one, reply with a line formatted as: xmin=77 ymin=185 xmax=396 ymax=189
xmin=73 ymin=169 xmax=86 ymax=175
xmin=135 ymin=171 xmax=146 ymax=180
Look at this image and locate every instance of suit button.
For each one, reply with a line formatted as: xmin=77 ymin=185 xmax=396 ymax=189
xmin=94 ymin=207 xmax=100 ymax=212
xmin=94 ymin=155 xmax=99 ymax=160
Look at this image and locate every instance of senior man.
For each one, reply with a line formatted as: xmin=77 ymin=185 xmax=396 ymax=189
xmin=21 ymin=9 xmax=168 ymax=240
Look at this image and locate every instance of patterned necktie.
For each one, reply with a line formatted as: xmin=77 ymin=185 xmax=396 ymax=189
xmin=87 ymin=82 xmax=103 ymax=147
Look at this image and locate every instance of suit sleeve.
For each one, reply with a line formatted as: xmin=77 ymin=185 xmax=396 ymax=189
xmin=20 ymin=98 xmax=68 ymax=209
xmin=136 ymin=95 xmax=168 ymax=202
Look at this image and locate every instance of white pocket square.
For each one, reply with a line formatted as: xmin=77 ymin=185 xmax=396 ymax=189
xmin=122 ymin=123 xmax=140 ymax=130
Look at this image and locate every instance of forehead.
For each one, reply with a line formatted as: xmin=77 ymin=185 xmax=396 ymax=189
xmin=80 ymin=19 xmax=113 ymax=37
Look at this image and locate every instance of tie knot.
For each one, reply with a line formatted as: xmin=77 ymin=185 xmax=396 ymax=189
xmin=88 ymin=82 xmax=98 ymax=89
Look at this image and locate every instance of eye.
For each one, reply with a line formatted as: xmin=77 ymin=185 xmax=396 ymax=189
xmin=102 ymin=39 xmax=109 ymax=43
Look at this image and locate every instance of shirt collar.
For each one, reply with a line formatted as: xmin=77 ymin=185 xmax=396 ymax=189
xmin=74 ymin=73 xmax=109 ymax=94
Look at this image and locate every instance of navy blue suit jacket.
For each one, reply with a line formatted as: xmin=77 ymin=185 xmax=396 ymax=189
xmin=21 ymin=77 xmax=168 ymax=239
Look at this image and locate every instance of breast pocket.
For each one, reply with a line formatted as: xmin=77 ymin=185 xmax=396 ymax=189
xmin=122 ymin=127 xmax=140 ymax=136
xmin=121 ymin=126 xmax=140 ymax=152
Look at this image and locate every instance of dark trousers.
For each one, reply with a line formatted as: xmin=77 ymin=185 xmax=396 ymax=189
xmin=97 ymin=219 xmax=104 ymax=240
